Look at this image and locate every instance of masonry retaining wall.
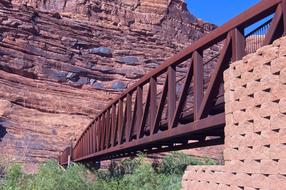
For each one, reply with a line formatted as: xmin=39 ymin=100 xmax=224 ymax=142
xmin=181 ymin=36 xmax=286 ymax=190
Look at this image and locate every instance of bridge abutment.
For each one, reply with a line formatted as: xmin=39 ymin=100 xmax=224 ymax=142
xmin=181 ymin=36 xmax=286 ymax=190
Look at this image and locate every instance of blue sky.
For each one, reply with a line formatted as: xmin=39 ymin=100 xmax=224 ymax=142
xmin=186 ymin=0 xmax=260 ymax=26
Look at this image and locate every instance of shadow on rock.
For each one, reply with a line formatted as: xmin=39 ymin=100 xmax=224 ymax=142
xmin=0 ymin=120 xmax=7 ymax=142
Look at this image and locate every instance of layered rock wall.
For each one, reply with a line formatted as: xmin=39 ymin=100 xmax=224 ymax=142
xmin=181 ymin=37 xmax=286 ymax=190
xmin=0 ymin=0 xmax=218 ymax=166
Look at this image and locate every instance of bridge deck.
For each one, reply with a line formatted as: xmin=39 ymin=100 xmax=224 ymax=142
xmin=59 ymin=0 xmax=286 ymax=165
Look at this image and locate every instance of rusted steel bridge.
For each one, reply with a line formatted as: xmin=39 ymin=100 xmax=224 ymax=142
xmin=59 ymin=0 xmax=286 ymax=165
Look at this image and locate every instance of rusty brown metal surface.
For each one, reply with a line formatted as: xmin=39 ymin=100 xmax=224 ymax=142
xmin=59 ymin=0 xmax=286 ymax=165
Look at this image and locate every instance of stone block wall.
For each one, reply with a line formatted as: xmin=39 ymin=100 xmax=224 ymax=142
xmin=181 ymin=37 xmax=286 ymax=190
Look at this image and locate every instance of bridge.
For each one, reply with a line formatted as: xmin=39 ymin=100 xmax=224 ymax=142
xmin=59 ymin=0 xmax=286 ymax=165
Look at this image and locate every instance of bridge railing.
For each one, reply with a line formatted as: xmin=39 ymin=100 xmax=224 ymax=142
xmin=245 ymin=18 xmax=273 ymax=54
xmin=59 ymin=0 xmax=286 ymax=164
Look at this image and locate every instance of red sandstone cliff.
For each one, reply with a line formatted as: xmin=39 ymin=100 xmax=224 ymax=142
xmin=0 ymin=0 xmax=220 ymax=166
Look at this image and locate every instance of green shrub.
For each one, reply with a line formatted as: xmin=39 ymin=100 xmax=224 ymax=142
xmin=120 ymin=156 xmax=143 ymax=174
xmin=94 ymin=158 xmax=182 ymax=190
xmin=158 ymin=152 xmax=218 ymax=175
xmin=96 ymin=169 xmax=111 ymax=181
xmin=105 ymin=154 xmax=144 ymax=179
xmin=1 ymin=163 xmax=23 ymax=190
xmin=0 ymin=152 xmax=218 ymax=190
xmin=92 ymin=178 xmax=121 ymax=190
xmin=200 ymin=156 xmax=218 ymax=165
xmin=1 ymin=160 xmax=93 ymax=190
xmin=27 ymin=160 xmax=92 ymax=190
xmin=156 ymin=174 xmax=182 ymax=190
xmin=121 ymin=161 xmax=159 ymax=190
xmin=91 ymin=154 xmax=181 ymax=190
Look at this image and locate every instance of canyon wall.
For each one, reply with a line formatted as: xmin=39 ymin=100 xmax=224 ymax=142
xmin=0 ymin=0 xmax=219 ymax=169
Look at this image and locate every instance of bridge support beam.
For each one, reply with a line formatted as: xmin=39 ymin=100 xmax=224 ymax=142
xmin=231 ymin=28 xmax=245 ymax=61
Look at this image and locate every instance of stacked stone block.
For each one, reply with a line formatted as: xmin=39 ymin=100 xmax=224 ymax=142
xmin=182 ymin=36 xmax=286 ymax=190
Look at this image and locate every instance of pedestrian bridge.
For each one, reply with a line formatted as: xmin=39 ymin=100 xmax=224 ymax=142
xmin=59 ymin=0 xmax=286 ymax=165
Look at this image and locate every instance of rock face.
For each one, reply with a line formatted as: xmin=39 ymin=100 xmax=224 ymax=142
xmin=0 ymin=0 xmax=219 ymax=165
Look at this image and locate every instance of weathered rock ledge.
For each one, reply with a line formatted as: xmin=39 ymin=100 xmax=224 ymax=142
xmin=0 ymin=0 xmax=220 ymax=166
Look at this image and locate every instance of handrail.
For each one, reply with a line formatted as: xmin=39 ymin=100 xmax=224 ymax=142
xmin=90 ymin=0 xmax=282 ymax=120
xmin=76 ymin=0 xmax=281 ymax=146
xmin=245 ymin=18 xmax=273 ymax=37
xmin=59 ymin=0 xmax=286 ymax=165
